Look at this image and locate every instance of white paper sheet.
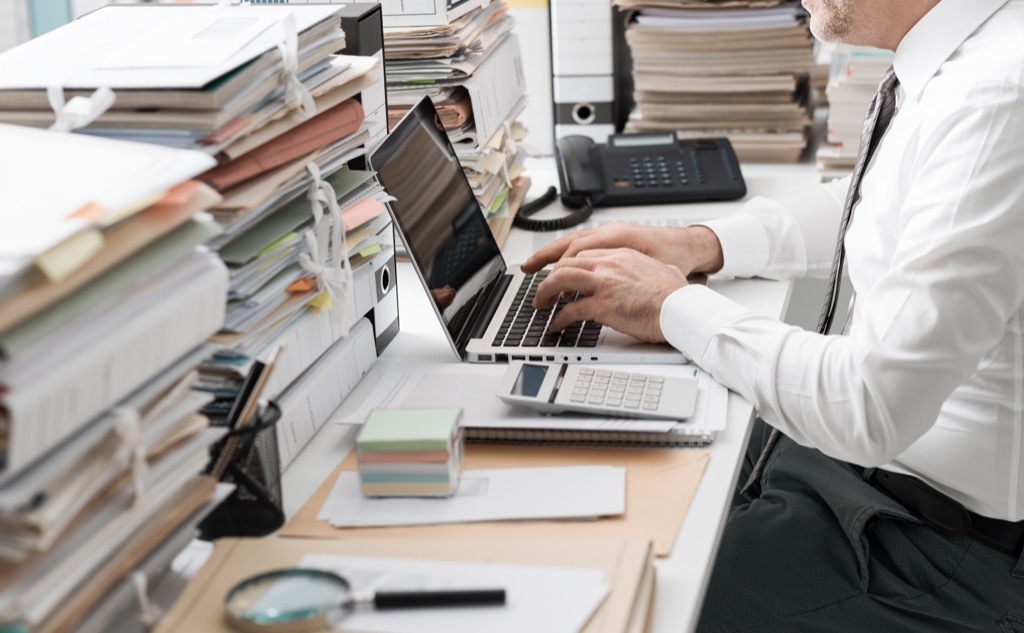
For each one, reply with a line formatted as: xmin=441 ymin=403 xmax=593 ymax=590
xmin=299 ymin=554 xmax=609 ymax=633
xmin=335 ymin=362 xmax=681 ymax=433
xmin=318 ymin=466 xmax=626 ymax=528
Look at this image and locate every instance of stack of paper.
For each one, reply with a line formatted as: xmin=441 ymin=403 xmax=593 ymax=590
xmin=616 ymin=0 xmax=816 ymax=162
xmin=815 ymin=46 xmax=893 ymax=177
xmin=153 ymin=537 xmax=657 ymax=633
xmin=0 ymin=125 xmax=229 ymax=632
xmin=356 ymin=408 xmax=464 ymax=497
xmin=36 ymin=7 xmax=399 ymax=451
xmin=198 ymin=166 xmax=394 ymax=422
xmin=383 ymin=2 xmax=531 ymax=242
xmin=0 ymin=5 xmax=357 ymax=154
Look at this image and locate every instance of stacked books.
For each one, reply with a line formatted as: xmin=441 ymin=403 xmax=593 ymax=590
xmin=356 ymin=408 xmax=464 ymax=497
xmin=0 ymin=124 xmax=229 ymax=633
xmin=616 ymin=0 xmax=816 ymax=163
xmin=815 ymin=45 xmax=894 ymax=178
xmin=382 ymin=0 xmax=531 ymax=245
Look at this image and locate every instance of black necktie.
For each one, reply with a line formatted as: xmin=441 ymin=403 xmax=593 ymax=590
xmin=741 ymin=67 xmax=900 ymax=496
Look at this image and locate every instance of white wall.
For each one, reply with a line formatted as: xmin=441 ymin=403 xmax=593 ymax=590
xmin=0 ymin=0 xmax=31 ymax=52
xmin=509 ymin=3 xmax=553 ymax=155
xmin=72 ymin=0 xmax=113 ymax=18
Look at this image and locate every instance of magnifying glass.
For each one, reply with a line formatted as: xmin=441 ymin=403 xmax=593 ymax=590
xmin=224 ymin=568 xmax=506 ymax=632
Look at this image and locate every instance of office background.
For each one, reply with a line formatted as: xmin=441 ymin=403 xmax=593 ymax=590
xmin=0 ymin=0 xmax=845 ymax=331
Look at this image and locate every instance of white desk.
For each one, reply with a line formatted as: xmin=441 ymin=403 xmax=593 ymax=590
xmin=281 ymin=159 xmax=821 ymax=633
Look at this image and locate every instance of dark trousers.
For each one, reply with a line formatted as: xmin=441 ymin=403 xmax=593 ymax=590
xmin=696 ymin=419 xmax=1024 ymax=632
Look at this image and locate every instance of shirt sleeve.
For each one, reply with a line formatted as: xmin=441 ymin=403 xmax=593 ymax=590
xmin=698 ymin=177 xmax=849 ymax=280
xmin=663 ymin=81 xmax=1024 ymax=467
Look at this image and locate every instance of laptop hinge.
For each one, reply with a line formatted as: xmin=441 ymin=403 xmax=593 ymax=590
xmin=458 ymin=273 xmax=513 ymax=356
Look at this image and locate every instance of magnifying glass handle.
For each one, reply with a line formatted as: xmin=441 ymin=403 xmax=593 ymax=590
xmin=373 ymin=589 xmax=506 ymax=609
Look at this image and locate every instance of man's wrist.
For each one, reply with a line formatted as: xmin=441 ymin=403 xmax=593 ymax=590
xmin=682 ymin=225 xmax=725 ymax=274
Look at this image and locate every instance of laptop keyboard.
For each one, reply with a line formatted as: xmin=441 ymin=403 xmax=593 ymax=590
xmin=491 ymin=270 xmax=603 ymax=348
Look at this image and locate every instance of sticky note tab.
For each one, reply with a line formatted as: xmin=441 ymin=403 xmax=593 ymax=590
xmin=287 ymin=277 xmax=318 ymax=293
xmin=35 ymin=229 xmax=104 ymax=282
xmin=308 ymin=290 xmax=332 ymax=311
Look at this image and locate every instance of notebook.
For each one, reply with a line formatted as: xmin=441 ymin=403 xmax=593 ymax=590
xmin=369 ymin=96 xmax=686 ymax=365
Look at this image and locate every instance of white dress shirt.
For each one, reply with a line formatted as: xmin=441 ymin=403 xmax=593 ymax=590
xmin=661 ymin=0 xmax=1024 ymax=520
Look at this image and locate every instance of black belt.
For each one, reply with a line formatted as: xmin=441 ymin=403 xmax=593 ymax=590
xmin=869 ymin=469 xmax=1024 ymax=556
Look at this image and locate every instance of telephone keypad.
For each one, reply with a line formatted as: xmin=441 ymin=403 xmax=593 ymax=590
xmin=625 ymin=154 xmax=690 ymax=189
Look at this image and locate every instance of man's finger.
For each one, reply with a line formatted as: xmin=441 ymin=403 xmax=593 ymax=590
xmin=546 ymin=297 xmax=596 ymax=333
xmin=533 ymin=267 xmax=598 ymax=308
xmin=521 ymin=231 xmax=590 ymax=272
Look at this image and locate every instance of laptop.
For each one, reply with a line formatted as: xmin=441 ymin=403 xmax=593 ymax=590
xmin=369 ymin=97 xmax=687 ymax=365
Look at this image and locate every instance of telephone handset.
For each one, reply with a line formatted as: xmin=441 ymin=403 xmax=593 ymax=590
xmin=514 ymin=132 xmax=747 ymax=232
xmin=554 ymin=135 xmax=606 ymax=209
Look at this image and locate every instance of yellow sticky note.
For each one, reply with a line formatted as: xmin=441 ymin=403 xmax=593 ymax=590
xmin=35 ymin=229 xmax=104 ymax=282
xmin=358 ymin=243 xmax=383 ymax=258
xmin=308 ymin=291 xmax=332 ymax=312
xmin=480 ymin=150 xmax=507 ymax=175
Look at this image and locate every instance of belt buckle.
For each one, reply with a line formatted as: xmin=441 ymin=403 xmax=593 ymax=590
xmin=872 ymin=470 xmax=971 ymax=536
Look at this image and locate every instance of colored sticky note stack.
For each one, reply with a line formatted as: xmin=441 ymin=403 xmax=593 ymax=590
xmin=356 ymin=408 xmax=464 ymax=497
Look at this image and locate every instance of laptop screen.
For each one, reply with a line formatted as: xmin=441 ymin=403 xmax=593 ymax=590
xmin=369 ymin=97 xmax=506 ymax=353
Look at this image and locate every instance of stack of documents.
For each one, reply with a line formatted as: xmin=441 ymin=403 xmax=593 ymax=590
xmin=356 ymin=408 xmax=464 ymax=497
xmin=0 ymin=125 xmax=230 ymax=631
xmin=78 ymin=6 xmax=399 ymax=473
xmin=815 ymin=46 xmax=893 ymax=177
xmin=198 ymin=166 xmax=393 ymax=424
xmin=154 ymin=537 xmax=657 ymax=633
xmin=383 ymin=2 xmax=531 ymax=237
xmin=616 ymin=0 xmax=816 ymax=162
xmin=0 ymin=4 xmax=358 ymax=154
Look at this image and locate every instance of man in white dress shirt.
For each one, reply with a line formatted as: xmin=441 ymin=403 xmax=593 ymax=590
xmin=525 ymin=0 xmax=1024 ymax=629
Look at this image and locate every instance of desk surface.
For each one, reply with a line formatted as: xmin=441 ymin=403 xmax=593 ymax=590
xmin=281 ymin=158 xmax=821 ymax=633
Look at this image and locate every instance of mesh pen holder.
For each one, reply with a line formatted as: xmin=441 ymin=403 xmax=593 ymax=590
xmin=199 ymin=402 xmax=284 ymax=539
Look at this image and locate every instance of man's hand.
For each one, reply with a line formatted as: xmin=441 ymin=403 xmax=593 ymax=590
xmin=521 ymin=223 xmax=724 ymax=277
xmin=533 ymin=248 xmax=689 ymax=343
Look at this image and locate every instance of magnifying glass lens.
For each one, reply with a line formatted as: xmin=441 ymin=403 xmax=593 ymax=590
xmin=225 ymin=569 xmax=351 ymax=632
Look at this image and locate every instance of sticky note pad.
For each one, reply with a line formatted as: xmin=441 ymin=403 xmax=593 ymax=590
xmin=356 ymin=408 xmax=464 ymax=498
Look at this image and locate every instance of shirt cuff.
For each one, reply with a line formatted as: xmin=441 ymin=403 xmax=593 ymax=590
xmin=660 ymin=285 xmax=751 ymax=363
xmin=697 ymin=205 xmax=771 ymax=278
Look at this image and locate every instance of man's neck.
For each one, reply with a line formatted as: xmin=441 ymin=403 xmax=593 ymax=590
xmin=872 ymin=0 xmax=942 ymax=50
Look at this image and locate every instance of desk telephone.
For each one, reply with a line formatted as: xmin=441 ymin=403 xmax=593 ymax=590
xmin=514 ymin=132 xmax=747 ymax=232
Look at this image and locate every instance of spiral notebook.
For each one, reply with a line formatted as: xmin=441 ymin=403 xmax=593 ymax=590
xmin=339 ymin=362 xmax=726 ymax=447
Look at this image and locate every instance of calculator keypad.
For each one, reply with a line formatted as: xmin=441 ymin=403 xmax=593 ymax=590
xmin=569 ymin=368 xmax=665 ymax=411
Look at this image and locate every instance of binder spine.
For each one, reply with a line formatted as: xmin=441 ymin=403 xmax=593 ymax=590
xmin=464 ymin=427 xmax=714 ymax=448
xmin=274 ymin=317 xmax=378 ymax=469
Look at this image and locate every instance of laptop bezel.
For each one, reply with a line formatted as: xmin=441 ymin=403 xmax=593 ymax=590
xmin=368 ymin=96 xmax=511 ymax=361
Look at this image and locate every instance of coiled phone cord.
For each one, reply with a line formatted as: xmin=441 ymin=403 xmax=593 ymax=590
xmin=512 ymin=186 xmax=593 ymax=232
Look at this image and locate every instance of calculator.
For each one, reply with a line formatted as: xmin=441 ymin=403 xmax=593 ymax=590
xmin=496 ymin=361 xmax=698 ymax=420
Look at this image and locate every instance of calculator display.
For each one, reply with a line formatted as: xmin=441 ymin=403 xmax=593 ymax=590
xmin=511 ymin=363 xmax=548 ymax=398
